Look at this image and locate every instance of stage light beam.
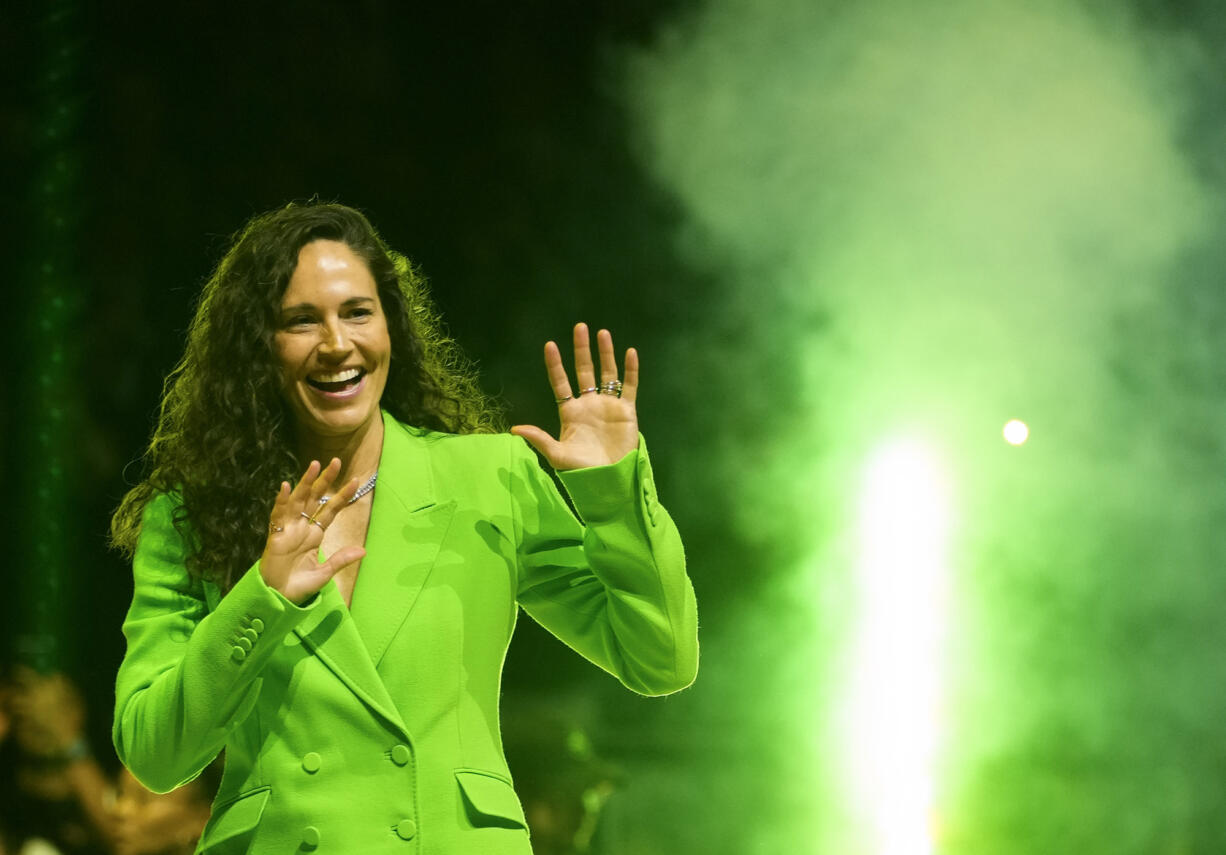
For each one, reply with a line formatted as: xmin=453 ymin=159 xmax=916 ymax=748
xmin=845 ymin=438 xmax=951 ymax=855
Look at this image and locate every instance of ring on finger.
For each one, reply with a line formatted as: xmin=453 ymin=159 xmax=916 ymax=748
xmin=599 ymin=380 xmax=624 ymax=398
xmin=554 ymin=394 xmax=573 ymax=404
xmin=579 ymin=386 xmax=599 ymax=395
xmin=300 ymin=511 xmax=325 ymax=530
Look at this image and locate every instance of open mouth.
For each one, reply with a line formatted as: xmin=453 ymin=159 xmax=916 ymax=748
xmin=306 ymin=367 xmax=366 ymax=394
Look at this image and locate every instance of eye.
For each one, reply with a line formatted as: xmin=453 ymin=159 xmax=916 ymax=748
xmin=347 ymin=307 xmax=374 ymax=319
xmin=283 ymin=314 xmax=315 ymax=328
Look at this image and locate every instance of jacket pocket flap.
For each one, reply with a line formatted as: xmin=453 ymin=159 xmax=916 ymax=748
xmin=455 ymin=769 xmax=527 ymax=829
xmin=199 ymin=787 xmax=270 ymax=848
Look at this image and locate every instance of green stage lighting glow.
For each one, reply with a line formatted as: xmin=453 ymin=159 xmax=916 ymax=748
xmin=844 ymin=438 xmax=950 ymax=855
xmin=1002 ymin=419 xmax=1029 ymax=446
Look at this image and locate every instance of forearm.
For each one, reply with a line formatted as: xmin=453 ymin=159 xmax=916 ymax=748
xmin=518 ymin=437 xmax=699 ymax=695
xmin=115 ymin=562 xmax=311 ymax=792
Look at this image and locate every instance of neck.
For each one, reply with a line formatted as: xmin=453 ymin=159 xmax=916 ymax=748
xmin=293 ymin=413 xmax=385 ymax=487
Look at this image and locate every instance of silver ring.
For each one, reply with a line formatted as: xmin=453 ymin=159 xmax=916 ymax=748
xmin=554 ymin=394 xmax=573 ymax=404
xmin=317 ymin=496 xmax=330 ymax=507
xmin=300 ymin=512 xmax=324 ymax=530
xmin=579 ymin=386 xmax=599 ymax=395
xmin=599 ymin=380 xmax=624 ymax=398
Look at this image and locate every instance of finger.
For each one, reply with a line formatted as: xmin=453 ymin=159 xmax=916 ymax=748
xmin=622 ymin=347 xmax=639 ymax=404
xmin=316 ymin=546 xmax=367 ymax=580
xmin=511 ymin=425 xmax=563 ymax=461
xmin=543 ymin=341 xmax=573 ymax=403
xmin=290 ymin=460 xmax=322 ymax=504
xmin=268 ymin=481 xmax=292 ymax=532
xmin=307 ymin=458 xmax=342 ymax=506
xmin=597 ymin=329 xmax=619 ymax=384
xmin=312 ymin=475 xmax=362 ymax=527
xmin=572 ymin=322 xmax=597 ymax=394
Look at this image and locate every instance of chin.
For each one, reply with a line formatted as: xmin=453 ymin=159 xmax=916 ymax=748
xmin=299 ymin=406 xmax=380 ymax=439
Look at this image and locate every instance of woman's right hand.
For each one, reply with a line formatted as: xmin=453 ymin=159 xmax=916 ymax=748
xmin=260 ymin=458 xmax=364 ymax=605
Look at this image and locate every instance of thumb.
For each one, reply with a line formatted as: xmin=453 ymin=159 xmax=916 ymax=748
xmin=511 ymin=425 xmax=562 ymax=461
xmin=316 ymin=546 xmax=367 ymax=580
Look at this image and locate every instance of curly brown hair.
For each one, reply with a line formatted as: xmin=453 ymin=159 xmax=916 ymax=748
xmin=110 ymin=201 xmax=504 ymax=591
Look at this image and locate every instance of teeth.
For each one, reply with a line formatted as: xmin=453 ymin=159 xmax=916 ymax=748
xmin=311 ymin=368 xmax=362 ymax=383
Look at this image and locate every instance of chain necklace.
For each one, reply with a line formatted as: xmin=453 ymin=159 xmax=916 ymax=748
xmin=348 ymin=470 xmax=378 ymax=504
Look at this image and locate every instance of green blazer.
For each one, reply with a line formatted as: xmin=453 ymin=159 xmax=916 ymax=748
xmin=113 ymin=413 xmax=698 ymax=854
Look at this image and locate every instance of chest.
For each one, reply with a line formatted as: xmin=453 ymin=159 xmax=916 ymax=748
xmin=321 ymin=499 xmax=373 ymax=607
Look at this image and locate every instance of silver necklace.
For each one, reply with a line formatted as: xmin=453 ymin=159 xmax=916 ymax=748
xmin=348 ymin=470 xmax=378 ymax=504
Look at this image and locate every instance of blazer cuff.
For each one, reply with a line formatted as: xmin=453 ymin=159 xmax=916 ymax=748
xmin=210 ymin=564 xmax=320 ymax=670
xmin=557 ymin=434 xmax=660 ymax=526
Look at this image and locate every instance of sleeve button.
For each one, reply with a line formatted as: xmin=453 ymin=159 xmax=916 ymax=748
xmin=236 ymin=637 xmax=253 ymax=652
xmin=231 ymin=646 xmax=247 ymax=662
xmin=250 ymin=618 xmax=265 ymax=633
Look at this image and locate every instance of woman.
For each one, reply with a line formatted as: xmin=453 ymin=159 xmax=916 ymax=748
xmin=110 ymin=202 xmax=697 ymax=854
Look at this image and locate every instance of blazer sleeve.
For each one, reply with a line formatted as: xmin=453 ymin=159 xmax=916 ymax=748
xmin=113 ymin=492 xmax=319 ymax=793
xmin=511 ymin=435 xmax=699 ymax=696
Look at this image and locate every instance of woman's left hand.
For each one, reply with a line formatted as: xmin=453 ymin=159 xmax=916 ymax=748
xmin=511 ymin=323 xmax=639 ymax=470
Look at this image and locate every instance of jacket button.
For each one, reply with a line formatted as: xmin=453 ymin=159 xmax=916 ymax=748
xmin=250 ymin=617 xmax=265 ymax=632
xmin=243 ymin=628 xmax=259 ymax=643
xmin=390 ymin=744 xmax=411 ymax=766
xmin=231 ymin=646 xmax=247 ymax=662
xmin=302 ymin=825 xmax=321 ymax=848
xmin=396 ymin=819 xmax=417 ymax=840
xmin=236 ymin=636 xmax=253 ymax=652
xmin=302 ymin=752 xmax=322 ymax=774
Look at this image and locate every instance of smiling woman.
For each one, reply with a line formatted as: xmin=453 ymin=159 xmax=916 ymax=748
xmin=106 ymin=201 xmax=698 ymax=854
xmin=275 ymin=241 xmax=391 ymax=442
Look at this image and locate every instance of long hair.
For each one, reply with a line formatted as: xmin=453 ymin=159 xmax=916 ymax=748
xmin=110 ymin=201 xmax=503 ymax=590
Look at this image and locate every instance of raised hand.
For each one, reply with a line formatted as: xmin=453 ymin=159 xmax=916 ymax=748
xmin=259 ymin=458 xmax=364 ymax=604
xmin=511 ymin=323 xmax=639 ymax=471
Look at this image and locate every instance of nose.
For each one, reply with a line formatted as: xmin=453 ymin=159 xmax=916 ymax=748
xmin=318 ymin=318 xmax=352 ymax=357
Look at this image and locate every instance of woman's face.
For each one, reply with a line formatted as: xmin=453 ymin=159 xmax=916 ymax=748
xmin=274 ymin=240 xmax=392 ymax=443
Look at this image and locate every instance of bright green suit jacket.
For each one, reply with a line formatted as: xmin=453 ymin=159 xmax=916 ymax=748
xmin=113 ymin=413 xmax=698 ymax=854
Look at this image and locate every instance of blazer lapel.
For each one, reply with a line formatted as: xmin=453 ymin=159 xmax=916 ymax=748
xmin=349 ymin=414 xmax=456 ymax=670
xmin=203 ymin=573 xmax=403 ymax=733
xmin=292 ymin=581 xmax=410 ymax=738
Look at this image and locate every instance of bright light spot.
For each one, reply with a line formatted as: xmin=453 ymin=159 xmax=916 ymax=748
xmin=844 ymin=438 xmax=950 ymax=855
xmin=1003 ymin=419 xmax=1029 ymax=445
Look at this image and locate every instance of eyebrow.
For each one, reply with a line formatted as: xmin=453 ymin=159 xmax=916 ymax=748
xmin=280 ymin=296 xmax=376 ymax=314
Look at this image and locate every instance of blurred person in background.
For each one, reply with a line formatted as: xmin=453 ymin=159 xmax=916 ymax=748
xmin=0 ymin=666 xmax=113 ymax=855
xmin=110 ymin=761 xmax=218 ymax=855
xmin=502 ymin=712 xmax=618 ymax=855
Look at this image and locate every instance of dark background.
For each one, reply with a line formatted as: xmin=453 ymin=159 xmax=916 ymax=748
xmin=8 ymin=1 xmax=1226 ymax=852
xmin=3 ymin=0 xmax=721 ymax=784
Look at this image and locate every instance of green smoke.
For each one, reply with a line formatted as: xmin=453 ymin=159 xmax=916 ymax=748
xmin=616 ymin=0 xmax=1226 ymax=851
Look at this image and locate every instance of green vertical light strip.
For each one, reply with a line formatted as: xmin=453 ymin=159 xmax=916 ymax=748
xmin=24 ymin=1 xmax=83 ymax=671
xmin=842 ymin=438 xmax=951 ymax=855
